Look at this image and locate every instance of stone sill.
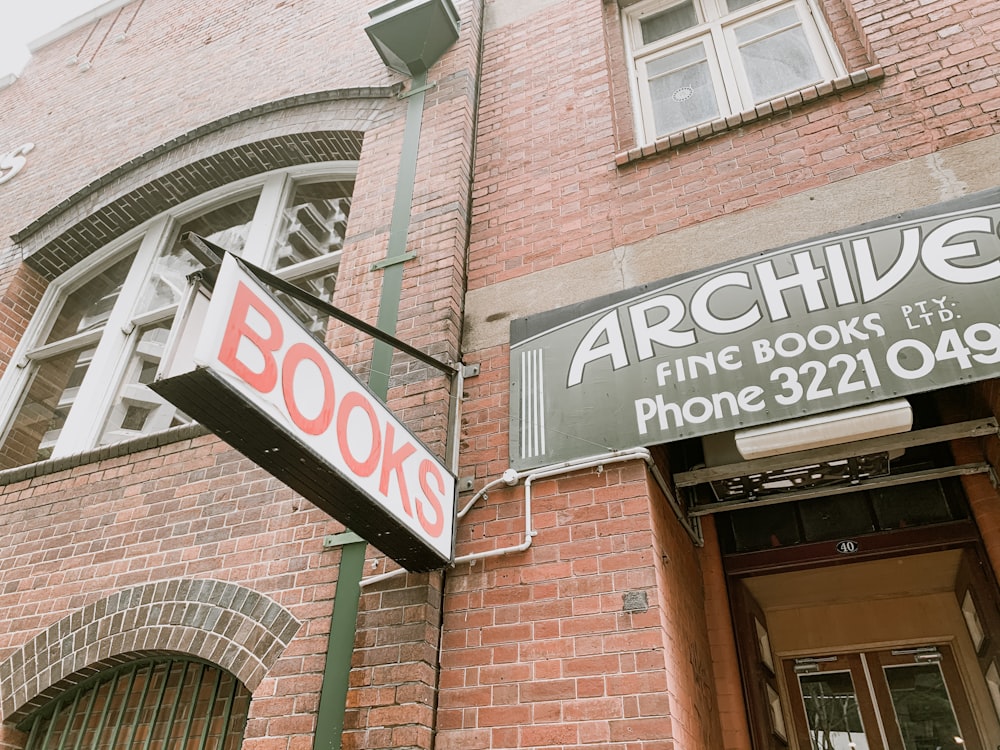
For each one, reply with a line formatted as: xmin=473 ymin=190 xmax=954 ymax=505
xmin=0 ymin=423 xmax=211 ymax=486
xmin=615 ymin=64 xmax=885 ymax=165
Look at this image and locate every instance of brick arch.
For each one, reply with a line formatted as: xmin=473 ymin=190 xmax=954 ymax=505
xmin=13 ymin=86 xmax=400 ymax=279
xmin=0 ymin=578 xmax=301 ymax=725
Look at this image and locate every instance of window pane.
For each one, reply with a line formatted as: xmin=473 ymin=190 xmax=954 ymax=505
xmin=734 ymin=8 xmax=822 ymax=102
xmin=726 ymin=502 xmax=801 ymax=552
xmin=799 ymin=493 xmax=875 ymax=542
xmin=726 ymin=0 xmax=763 ymax=11
xmin=179 ymin=194 xmax=258 ymax=254
xmin=44 ymin=252 xmax=135 ymax=344
xmin=640 ymin=1 xmax=698 ymax=44
xmin=0 ymin=346 xmax=94 ymax=468
xmin=797 ymin=671 xmax=870 ymax=750
xmin=99 ymin=323 xmax=192 ymax=445
xmin=274 ymin=271 xmax=338 ymax=342
xmin=137 ymin=195 xmax=259 ymax=315
xmin=871 ymin=481 xmax=955 ymax=529
xmin=271 ymin=181 xmax=352 ymax=270
xmin=646 ymin=43 xmax=720 ymax=135
xmin=883 ymin=664 xmax=964 ymax=749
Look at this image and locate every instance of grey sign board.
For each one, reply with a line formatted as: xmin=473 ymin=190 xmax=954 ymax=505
xmin=509 ymin=188 xmax=1000 ymax=470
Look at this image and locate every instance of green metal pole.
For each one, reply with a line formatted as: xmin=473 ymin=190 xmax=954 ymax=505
xmin=369 ymin=71 xmax=429 ymax=397
xmin=313 ymin=71 xmax=428 ymax=750
xmin=312 ymin=536 xmax=366 ymax=749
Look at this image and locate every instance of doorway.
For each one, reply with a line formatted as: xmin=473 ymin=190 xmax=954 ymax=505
xmin=783 ymin=645 xmax=977 ymax=749
xmin=729 ymin=547 xmax=1000 ymax=750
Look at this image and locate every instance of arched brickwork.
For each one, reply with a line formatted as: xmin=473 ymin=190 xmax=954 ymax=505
xmin=0 ymin=578 xmax=300 ymax=726
xmin=12 ymin=87 xmax=401 ymax=279
xmin=20 ymin=127 xmax=363 ymax=280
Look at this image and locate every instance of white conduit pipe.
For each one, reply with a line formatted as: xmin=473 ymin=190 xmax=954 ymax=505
xmin=359 ymin=447 xmax=702 ymax=587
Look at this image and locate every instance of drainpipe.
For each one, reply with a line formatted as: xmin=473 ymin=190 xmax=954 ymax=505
xmin=312 ymin=2 xmax=460 ymax=749
xmin=361 ymin=447 xmax=703 ymax=588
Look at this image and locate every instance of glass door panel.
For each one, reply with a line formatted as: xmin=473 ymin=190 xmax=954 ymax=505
xmin=868 ymin=647 xmax=982 ymax=750
xmin=784 ymin=653 xmax=884 ymax=750
xmin=883 ymin=662 xmax=962 ymax=748
xmin=786 ymin=646 xmax=983 ymax=750
xmin=798 ymin=670 xmax=871 ymax=749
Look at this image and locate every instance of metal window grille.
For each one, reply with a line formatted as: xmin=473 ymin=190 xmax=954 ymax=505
xmin=19 ymin=657 xmax=250 ymax=750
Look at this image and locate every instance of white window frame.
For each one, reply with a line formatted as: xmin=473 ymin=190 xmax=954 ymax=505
xmin=0 ymin=162 xmax=356 ymax=463
xmin=623 ymin=0 xmax=846 ymax=144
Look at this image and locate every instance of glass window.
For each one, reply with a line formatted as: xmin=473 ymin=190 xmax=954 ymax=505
xmin=883 ymin=663 xmax=963 ymax=748
xmin=99 ymin=323 xmax=191 ymax=446
xmin=0 ymin=168 xmax=355 ymax=468
xmin=137 ymin=194 xmax=259 ymax=316
xmin=625 ymin=0 xmax=843 ymax=142
xmin=727 ymin=502 xmax=801 ymax=552
xmin=271 ymin=181 xmax=352 ymax=269
xmin=644 ymin=42 xmax=722 ymax=134
xmin=44 ymin=251 xmax=135 ymax=344
xmin=731 ymin=6 xmax=823 ymax=103
xmin=0 ymin=252 xmax=136 ymax=467
xmin=268 ymin=180 xmax=353 ymax=341
xmin=640 ymin=1 xmax=700 ymax=44
xmin=1 ymin=347 xmax=94 ymax=465
xmin=797 ymin=671 xmax=870 ymax=749
xmin=798 ymin=492 xmax=875 ymax=542
xmin=871 ymin=480 xmax=955 ymax=529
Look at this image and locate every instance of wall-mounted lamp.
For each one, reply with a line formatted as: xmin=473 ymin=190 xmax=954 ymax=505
xmin=365 ymin=0 xmax=460 ymax=78
xmin=734 ymin=398 xmax=913 ymax=461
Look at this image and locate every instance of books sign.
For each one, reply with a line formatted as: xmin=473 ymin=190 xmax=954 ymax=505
xmin=153 ymin=254 xmax=456 ymax=571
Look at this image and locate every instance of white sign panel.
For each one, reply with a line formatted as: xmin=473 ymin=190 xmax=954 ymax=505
xmin=155 ymin=254 xmax=455 ymax=569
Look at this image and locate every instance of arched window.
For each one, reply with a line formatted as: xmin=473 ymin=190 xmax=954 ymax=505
xmin=18 ymin=657 xmax=251 ymax=750
xmin=0 ymin=164 xmax=355 ymax=469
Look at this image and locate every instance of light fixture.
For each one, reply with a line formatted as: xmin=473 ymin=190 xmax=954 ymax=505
xmin=733 ymin=399 xmax=913 ymax=460
xmin=364 ymin=0 xmax=460 ymax=78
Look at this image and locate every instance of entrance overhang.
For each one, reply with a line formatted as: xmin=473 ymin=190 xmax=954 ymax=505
xmin=677 ymin=416 xmax=998 ymax=516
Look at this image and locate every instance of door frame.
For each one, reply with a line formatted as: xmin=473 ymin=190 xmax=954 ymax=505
xmin=726 ymin=530 xmax=1000 ymax=750
xmin=782 ymin=644 xmax=982 ymax=750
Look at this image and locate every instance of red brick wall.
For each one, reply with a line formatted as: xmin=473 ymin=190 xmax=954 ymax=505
xmin=1 ymin=0 xmax=479 ymax=741
xmin=438 ymin=461 xmax=710 ymax=749
xmin=645 ymin=473 xmax=723 ymax=750
xmin=0 ymin=434 xmax=342 ymax=748
xmin=648 ymin=479 xmax=722 ymax=750
xmin=0 ymin=264 xmax=46 ymax=372
xmin=1 ymin=0 xmax=998 ymax=746
xmin=0 ymin=727 xmax=25 ymax=750
xmin=457 ymin=0 xmax=1000 ymax=748
xmin=466 ymin=0 xmax=1000 ymax=291
xmin=0 ymin=0 xmax=394 ymax=242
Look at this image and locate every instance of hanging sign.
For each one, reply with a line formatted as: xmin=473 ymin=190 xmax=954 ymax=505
xmin=152 ymin=254 xmax=456 ymax=571
xmin=510 ymin=188 xmax=1000 ymax=471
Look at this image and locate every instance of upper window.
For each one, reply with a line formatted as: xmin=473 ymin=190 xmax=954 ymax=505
xmin=623 ymin=0 xmax=845 ymax=142
xmin=0 ymin=165 xmax=354 ymax=469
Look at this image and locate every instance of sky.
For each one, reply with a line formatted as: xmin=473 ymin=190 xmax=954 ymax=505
xmin=2 ymin=1 xmax=108 ymax=78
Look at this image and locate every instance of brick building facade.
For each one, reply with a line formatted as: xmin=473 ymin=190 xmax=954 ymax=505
xmin=0 ymin=0 xmax=999 ymax=748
